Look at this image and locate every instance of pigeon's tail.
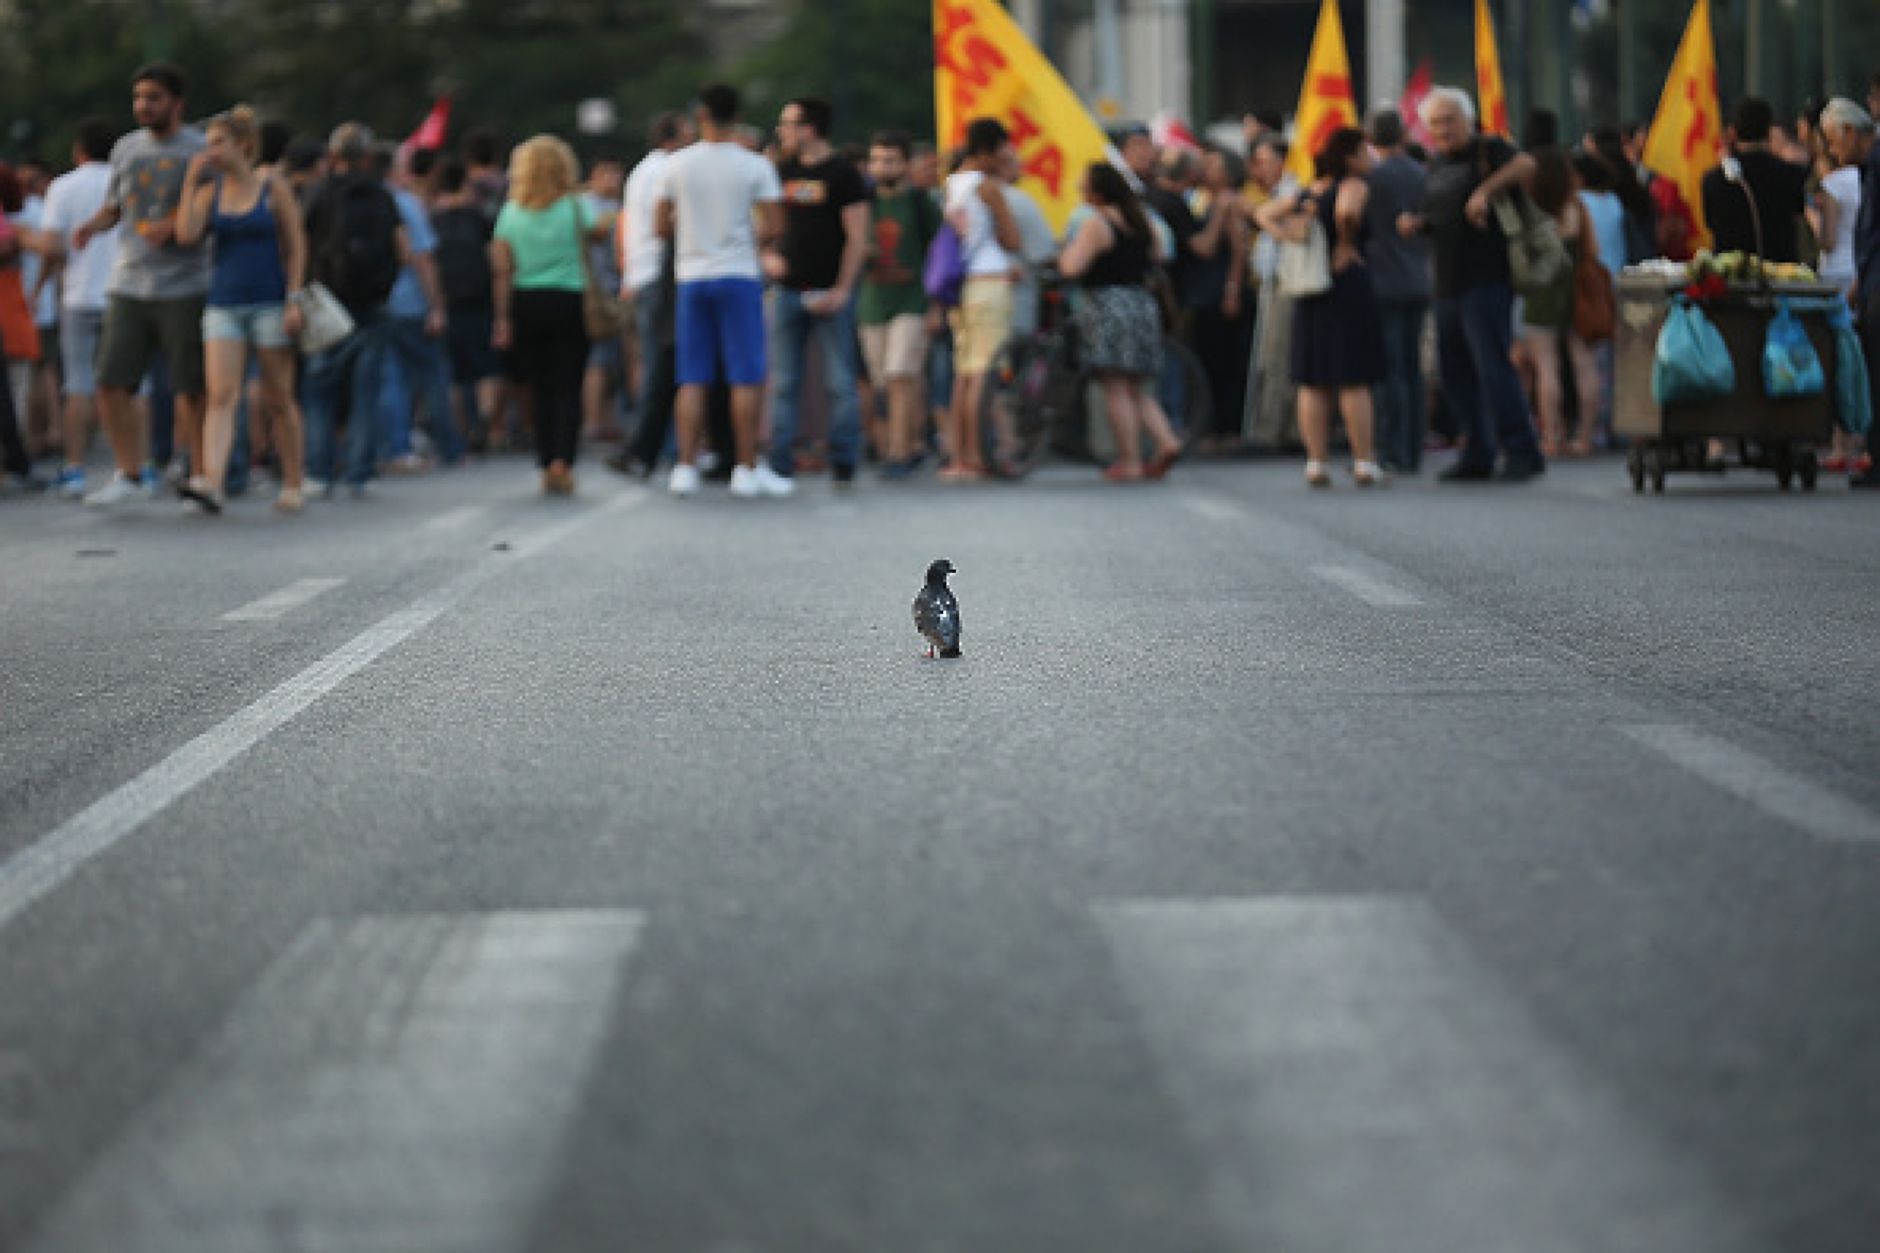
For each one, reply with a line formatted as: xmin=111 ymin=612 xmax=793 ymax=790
xmin=939 ymin=646 xmax=962 ymax=659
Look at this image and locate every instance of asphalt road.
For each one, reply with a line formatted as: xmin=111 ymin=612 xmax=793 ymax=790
xmin=2 ymin=452 xmax=1877 ymax=1252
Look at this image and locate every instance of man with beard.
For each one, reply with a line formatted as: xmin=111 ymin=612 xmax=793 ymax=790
xmin=72 ymin=63 xmax=212 ymax=506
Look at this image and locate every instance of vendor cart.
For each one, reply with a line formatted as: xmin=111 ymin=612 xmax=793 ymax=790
xmin=1614 ymin=275 xmax=1843 ymax=492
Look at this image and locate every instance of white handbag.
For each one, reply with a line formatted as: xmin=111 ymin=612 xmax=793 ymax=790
xmin=1276 ymin=210 xmax=1332 ymax=299
xmin=291 ymin=282 xmax=356 ymax=356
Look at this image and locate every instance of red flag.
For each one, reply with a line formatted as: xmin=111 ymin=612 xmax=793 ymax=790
xmin=1399 ymin=58 xmax=1434 ymax=148
xmin=398 ymin=97 xmax=452 ymax=162
xmin=1152 ymin=111 xmax=1202 ymax=153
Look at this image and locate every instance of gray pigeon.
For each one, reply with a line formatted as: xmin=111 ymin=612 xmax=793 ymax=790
xmin=913 ymin=559 xmax=962 ymax=658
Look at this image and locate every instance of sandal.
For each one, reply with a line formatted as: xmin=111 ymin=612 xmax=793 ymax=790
xmin=1304 ymin=460 xmax=1332 ymax=489
xmin=1102 ymin=463 xmax=1144 ymax=482
xmin=1145 ymin=446 xmax=1182 ymax=480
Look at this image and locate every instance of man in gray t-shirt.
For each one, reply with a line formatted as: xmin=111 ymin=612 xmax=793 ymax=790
xmin=72 ymin=62 xmax=214 ymax=506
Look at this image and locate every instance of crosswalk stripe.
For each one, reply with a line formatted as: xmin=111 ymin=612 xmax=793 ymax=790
xmin=1621 ymin=723 xmax=1880 ymax=845
xmin=29 ymin=911 xmax=643 ymax=1253
xmin=222 ymin=577 xmax=347 ymax=622
xmin=1095 ymin=896 xmax=1753 ymax=1253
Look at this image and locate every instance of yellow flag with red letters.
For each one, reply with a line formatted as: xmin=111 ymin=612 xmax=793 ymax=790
xmin=1286 ymin=0 xmax=1359 ymax=181
xmin=1642 ymin=0 xmax=1723 ymax=250
xmin=933 ymin=0 xmax=1113 ymax=234
xmin=1474 ymin=0 xmax=1512 ymax=138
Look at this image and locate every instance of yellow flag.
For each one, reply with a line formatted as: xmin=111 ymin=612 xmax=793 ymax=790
xmin=934 ymin=0 xmax=1113 ymax=234
xmin=1474 ymin=0 xmax=1512 ymax=138
xmin=1286 ymin=0 xmax=1360 ymax=181
xmin=1642 ymin=0 xmax=1723 ymax=251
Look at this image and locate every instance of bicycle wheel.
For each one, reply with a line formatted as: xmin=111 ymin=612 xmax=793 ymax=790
xmin=978 ymin=331 xmax=1074 ymax=475
xmin=1156 ymin=334 xmax=1214 ymax=452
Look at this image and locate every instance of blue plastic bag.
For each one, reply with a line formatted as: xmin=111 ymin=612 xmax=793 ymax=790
xmin=1652 ymin=298 xmax=1734 ymax=405
xmin=1762 ymin=298 xmax=1826 ymax=399
xmin=922 ymin=221 xmax=967 ymax=308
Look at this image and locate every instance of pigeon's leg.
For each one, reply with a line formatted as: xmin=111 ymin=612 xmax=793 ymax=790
xmin=923 ymin=644 xmax=936 ymax=659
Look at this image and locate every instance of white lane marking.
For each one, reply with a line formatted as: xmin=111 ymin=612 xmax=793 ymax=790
xmin=29 ymin=911 xmax=643 ymax=1253
xmin=1096 ymin=897 xmax=1754 ymax=1253
xmin=1183 ymin=497 xmax=1245 ymax=525
xmin=1621 ymin=723 xmax=1880 ymax=845
xmin=1310 ymin=564 xmax=1424 ymax=607
xmin=221 ymin=577 xmax=347 ymax=622
xmin=0 ymin=492 xmax=645 ymax=934
xmin=421 ymin=504 xmax=489 ymax=533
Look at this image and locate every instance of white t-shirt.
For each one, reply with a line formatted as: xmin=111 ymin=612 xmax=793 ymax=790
xmin=945 ymin=169 xmax=1015 ymax=277
xmin=622 ymin=147 xmax=673 ymax=292
xmin=38 ymin=162 xmax=117 ymax=313
xmin=1819 ymin=165 xmax=1861 ymax=286
xmin=656 ymin=142 xmax=782 ymax=284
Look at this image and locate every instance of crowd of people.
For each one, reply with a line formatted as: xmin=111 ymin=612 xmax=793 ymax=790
xmin=5 ymin=62 xmax=1880 ymax=510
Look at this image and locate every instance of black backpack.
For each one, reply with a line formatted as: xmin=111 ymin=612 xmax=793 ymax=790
xmin=314 ymin=175 xmax=402 ymax=309
xmin=431 ymin=204 xmax=493 ymax=306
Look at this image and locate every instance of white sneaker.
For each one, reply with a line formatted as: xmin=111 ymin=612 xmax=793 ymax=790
xmin=752 ymin=464 xmax=796 ymax=498
xmin=729 ymin=465 xmax=760 ymax=498
xmin=84 ymin=471 xmax=142 ymax=507
xmin=667 ymin=463 xmax=701 ymax=497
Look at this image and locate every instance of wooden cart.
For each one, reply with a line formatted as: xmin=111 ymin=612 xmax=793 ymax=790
xmin=1613 ymin=276 xmax=1842 ymax=492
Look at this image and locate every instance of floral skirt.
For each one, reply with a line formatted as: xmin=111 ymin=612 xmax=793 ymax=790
xmin=1079 ymin=285 xmax=1162 ymax=377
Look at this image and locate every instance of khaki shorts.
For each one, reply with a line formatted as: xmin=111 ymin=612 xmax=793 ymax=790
xmin=949 ymin=277 xmax=1014 ymax=376
xmin=859 ymin=313 xmax=930 ymax=382
xmin=97 ymin=294 xmax=207 ymax=396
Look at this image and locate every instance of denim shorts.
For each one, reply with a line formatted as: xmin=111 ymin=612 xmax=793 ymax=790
xmin=202 ymin=301 xmax=290 ymax=350
xmin=59 ymin=306 xmax=105 ymax=397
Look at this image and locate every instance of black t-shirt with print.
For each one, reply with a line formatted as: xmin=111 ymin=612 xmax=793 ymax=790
xmin=1423 ymin=136 xmax=1516 ymax=297
xmin=777 ymin=154 xmax=869 ymax=291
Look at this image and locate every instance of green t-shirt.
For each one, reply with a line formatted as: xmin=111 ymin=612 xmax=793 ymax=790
xmin=494 ymin=195 xmax=593 ymax=292
xmin=857 ymin=188 xmax=936 ymax=326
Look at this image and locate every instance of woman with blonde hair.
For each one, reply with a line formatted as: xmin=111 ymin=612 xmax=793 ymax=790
xmin=176 ymin=106 xmax=308 ymax=512
xmin=491 ymin=134 xmax=595 ymax=494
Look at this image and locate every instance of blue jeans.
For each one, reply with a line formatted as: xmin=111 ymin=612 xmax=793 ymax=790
xmin=767 ymin=287 xmax=861 ymax=475
xmin=1375 ymin=297 xmax=1429 ymax=471
xmin=1435 ymin=284 xmax=1541 ymax=470
xmin=302 ymin=308 xmax=391 ymax=487
xmin=379 ymin=316 xmax=463 ymax=462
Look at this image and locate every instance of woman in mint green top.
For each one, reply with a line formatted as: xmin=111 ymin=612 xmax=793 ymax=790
xmin=491 ymin=134 xmax=595 ymax=492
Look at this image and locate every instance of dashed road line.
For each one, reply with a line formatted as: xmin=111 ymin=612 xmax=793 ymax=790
xmin=421 ymin=504 xmax=491 ymax=533
xmin=0 ymin=493 xmax=644 ymax=934
xmin=1621 ymin=723 xmax=1880 ymax=845
xmin=1310 ymin=564 xmax=1424 ymax=607
xmin=221 ymin=577 xmax=347 ymax=622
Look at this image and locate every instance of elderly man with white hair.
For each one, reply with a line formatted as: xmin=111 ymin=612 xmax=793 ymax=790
xmin=1841 ymin=97 xmax=1880 ymax=488
xmin=1398 ymin=86 xmax=1547 ymax=482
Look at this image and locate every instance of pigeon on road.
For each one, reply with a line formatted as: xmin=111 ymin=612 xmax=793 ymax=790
xmin=913 ymin=559 xmax=962 ymax=658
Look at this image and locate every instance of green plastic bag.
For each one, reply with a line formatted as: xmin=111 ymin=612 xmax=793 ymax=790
xmin=1833 ymin=313 xmax=1872 ymax=435
xmin=1652 ymin=298 xmax=1734 ymax=405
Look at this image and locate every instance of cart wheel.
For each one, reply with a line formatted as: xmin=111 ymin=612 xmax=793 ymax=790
xmin=1644 ymin=446 xmax=1667 ymax=493
xmin=1627 ymin=445 xmax=1645 ymax=493
xmin=1798 ymin=449 xmax=1819 ymax=492
xmin=1774 ymin=444 xmax=1794 ymax=491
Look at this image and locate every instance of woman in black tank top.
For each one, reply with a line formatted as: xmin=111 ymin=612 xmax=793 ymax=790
xmin=1059 ymin=163 xmax=1182 ymax=481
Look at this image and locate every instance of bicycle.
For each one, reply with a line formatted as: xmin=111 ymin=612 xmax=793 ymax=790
xmin=977 ymin=271 xmax=1213 ymax=477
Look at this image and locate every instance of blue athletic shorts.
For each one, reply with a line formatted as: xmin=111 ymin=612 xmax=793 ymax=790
xmin=675 ymin=278 xmax=766 ymax=387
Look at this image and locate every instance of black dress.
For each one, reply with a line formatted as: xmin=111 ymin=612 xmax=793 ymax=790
xmin=1290 ymin=186 xmax=1386 ymax=388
